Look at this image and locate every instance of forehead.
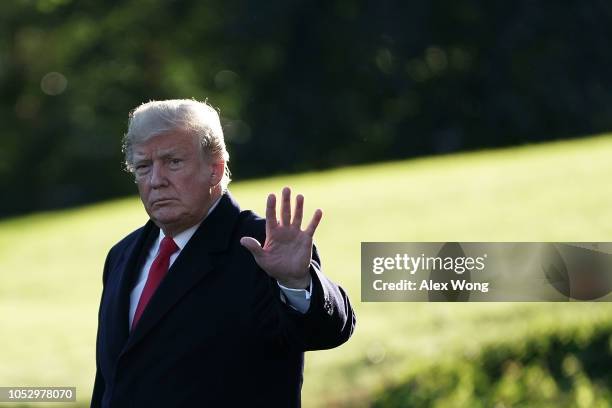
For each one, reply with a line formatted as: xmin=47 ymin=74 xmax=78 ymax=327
xmin=133 ymin=129 xmax=199 ymax=158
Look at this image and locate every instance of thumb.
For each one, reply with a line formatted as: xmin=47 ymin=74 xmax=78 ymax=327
xmin=240 ymin=236 xmax=264 ymax=258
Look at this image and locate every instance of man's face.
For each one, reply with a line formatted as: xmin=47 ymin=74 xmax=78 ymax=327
xmin=132 ymin=129 xmax=220 ymax=236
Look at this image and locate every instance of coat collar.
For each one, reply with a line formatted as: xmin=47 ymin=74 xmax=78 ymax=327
xmin=115 ymin=191 xmax=242 ymax=356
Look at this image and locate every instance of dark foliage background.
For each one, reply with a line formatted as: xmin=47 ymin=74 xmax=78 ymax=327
xmin=2 ymin=0 xmax=612 ymax=217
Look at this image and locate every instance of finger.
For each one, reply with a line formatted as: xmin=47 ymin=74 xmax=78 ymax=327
xmin=240 ymin=237 xmax=265 ymax=259
xmin=280 ymin=186 xmax=291 ymax=226
xmin=305 ymin=209 xmax=323 ymax=237
xmin=266 ymin=193 xmax=278 ymax=235
xmin=292 ymin=194 xmax=304 ymax=228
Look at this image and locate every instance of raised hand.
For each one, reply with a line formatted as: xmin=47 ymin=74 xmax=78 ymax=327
xmin=240 ymin=187 xmax=323 ymax=289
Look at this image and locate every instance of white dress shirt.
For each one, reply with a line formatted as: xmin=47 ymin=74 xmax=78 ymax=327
xmin=129 ymin=197 xmax=312 ymax=327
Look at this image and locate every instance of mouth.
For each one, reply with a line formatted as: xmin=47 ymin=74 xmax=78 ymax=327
xmin=151 ymin=198 xmax=176 ymax=206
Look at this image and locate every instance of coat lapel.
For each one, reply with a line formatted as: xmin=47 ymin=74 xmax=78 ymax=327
xmin=121 ymin=192 xmax=242 ymax=355
xmin=105 ymin=221 xmax=157 ymax=360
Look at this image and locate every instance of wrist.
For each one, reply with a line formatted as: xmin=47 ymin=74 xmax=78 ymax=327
xmin=278 ymin=275 xmax=311 ymax=290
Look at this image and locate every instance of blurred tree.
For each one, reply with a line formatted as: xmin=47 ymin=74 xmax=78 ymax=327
xmin=1 ymin=0 xmax=612 ymax=216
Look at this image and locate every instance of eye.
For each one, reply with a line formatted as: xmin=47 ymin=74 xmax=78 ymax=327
xmin=169 ymin=158 xmax=183 ymax=168
xmin=135 ymin=163 xmax=150 ymax=173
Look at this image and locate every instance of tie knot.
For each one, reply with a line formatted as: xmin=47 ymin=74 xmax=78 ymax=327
xmin=159 ymin=236 xmax=179 ymax=256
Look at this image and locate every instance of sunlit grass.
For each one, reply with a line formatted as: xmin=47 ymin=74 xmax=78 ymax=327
xmin=1 ymin=134 xmax=612 ymax=407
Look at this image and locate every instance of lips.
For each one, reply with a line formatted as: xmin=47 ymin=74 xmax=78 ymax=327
xmin=151 ymin=198 xmax=176 ymax=206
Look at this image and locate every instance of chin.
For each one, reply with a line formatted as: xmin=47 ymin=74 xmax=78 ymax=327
xmin=150 ymin=209 xmax=181 ymax=225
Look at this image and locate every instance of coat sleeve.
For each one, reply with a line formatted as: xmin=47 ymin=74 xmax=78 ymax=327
xmin=241 ymin=212 xmax=356 ymax=352
xmin=249 ymin=242 xmax=356 ymax=352
xmin=277 ymin=244 xmax=356 ymax=351
xmin=90 ymin=248 xmax=113 ymax=408
xmin=90 ymin=345 xmax=104 ymax=408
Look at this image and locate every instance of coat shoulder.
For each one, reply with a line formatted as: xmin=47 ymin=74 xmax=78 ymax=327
xmin=235 ymin=210 xmax=266 ymax=240
xmin=102 ymin=225 xmax=148 ymax=285
xmin=109 ymin=226 xmax=146 ymax=255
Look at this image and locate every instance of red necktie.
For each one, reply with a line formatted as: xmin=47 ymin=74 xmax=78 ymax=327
xmin=131 ymin=236 xmax=179 ymax=330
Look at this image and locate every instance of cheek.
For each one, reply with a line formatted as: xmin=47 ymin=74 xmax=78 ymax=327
xmin=183 ymin=181 xmax=211 ymax=205
xmin=180 ymin=173 xmax=209 ymax=193
xmin=137 ymin=184 xmax=149 ymax=201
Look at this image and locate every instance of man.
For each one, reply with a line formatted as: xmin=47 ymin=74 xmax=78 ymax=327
xmin=91 ymin=99 xmax=355 ymax=408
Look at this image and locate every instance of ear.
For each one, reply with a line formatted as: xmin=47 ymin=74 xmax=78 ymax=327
xmin=210 ymin=160 xmax=225 ymax=187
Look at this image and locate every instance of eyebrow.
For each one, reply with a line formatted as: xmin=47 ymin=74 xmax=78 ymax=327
xmin=133 ymin=148 xmax=188 ymax=161
xmin=158 ymin=150 xmax=185 ymax=159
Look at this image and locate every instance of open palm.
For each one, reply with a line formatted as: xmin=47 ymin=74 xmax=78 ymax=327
xmin=240 ymin=187 xmax=322 ymax=289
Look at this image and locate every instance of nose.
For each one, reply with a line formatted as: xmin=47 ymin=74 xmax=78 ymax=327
xmin=149 ymin=161 xmax=168 ymax=189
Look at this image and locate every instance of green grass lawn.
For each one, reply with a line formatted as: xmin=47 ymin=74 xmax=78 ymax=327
xmin=1 ymin=134 xmax=612 ymax=407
